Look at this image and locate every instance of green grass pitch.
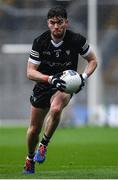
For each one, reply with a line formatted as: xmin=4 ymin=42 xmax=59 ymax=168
xmin=0 ymin=126 xmax=118 ymax=179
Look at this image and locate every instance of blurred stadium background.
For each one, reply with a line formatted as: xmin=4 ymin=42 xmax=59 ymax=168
xmin=0 ymin=0 xmax=118 ymax=127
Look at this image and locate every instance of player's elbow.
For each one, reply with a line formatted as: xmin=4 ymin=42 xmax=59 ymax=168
xmin=27 ymin=70 xmax=33 ymax=80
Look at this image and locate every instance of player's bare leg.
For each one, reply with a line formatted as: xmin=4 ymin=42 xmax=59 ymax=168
xmin=27 ymin=106 xmax=49 ymax=157
xmin=34 ymin=91 xmax=71 ymax=163
xmin=45 ymin=91 xmax=71 ymax=137
xmin=24 ymin=106 xmax=48 ymax=174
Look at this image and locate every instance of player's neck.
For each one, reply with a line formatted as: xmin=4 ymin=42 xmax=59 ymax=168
xmin=51 ymin=37 xmax=63 ymax=44
xmin=51 ymin=30 xmax=66 ymax=44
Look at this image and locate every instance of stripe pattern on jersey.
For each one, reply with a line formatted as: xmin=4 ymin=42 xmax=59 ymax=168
xmin=82 ymin=46 xmax=92 ymax=57
xmin=30 ymin=50 xmax=39 ymax=59
xmin=28 ymin=57 xmax=41 ymax=65
xmin=80 ymin=41 xmax=90 ymax=56
xmin=29 ymin=49 xmax=41 ymax=64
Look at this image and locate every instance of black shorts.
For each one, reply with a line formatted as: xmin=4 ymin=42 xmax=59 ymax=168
xmin=30 ymin=83 xmax=57 ymax=108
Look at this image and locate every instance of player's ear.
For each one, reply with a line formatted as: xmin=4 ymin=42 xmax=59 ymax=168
xmin=47 ymin=20 xmax=50 ymax=28
xmin=65 ymin=19 xmax=69 ymax=27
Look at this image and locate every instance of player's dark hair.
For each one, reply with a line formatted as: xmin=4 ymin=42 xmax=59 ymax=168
xmin=47 ymin=6 xmax=67 ymax=19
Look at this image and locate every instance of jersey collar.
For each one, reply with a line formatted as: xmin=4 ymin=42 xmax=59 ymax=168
xmin=51 ymin=40 xmax=63 ymax=47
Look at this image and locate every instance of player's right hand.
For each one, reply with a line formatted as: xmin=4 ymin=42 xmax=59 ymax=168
xmin=48 ymin=73 xmax=66 ymax=91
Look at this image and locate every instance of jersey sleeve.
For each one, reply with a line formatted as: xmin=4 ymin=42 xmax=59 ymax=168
xmin=76 ymin=34 xmax=91 ymax=57
xmin=28 ymin=38 xmax=41 ymax=65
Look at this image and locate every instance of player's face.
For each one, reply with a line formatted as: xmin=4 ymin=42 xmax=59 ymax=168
xmin=47 ymin=16 xmax=68 ymax=39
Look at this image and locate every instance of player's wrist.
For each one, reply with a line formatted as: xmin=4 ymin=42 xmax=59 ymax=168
xmin=82 ymin=72 xmax=88 ymax=80
xmin=48 ymin=76 xmax=53 ymax=84
xmin=41 ymin=75 xmax=51 ymax=83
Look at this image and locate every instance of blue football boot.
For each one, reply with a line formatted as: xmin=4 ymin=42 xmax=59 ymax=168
xmin=34 ymin=145 xmax=46 ymax=163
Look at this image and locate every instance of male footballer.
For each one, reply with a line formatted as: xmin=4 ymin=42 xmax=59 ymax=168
xmin=24 ymin=6 xmax=97 ymax=174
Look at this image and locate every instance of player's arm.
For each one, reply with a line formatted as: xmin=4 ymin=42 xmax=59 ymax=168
xmin=75 ymin=49 xmax=97 ymax=94
xmin=27 ymin=61 xmax=49 ymax=82
xmin=28 ymin=38 xmax=66 ymax=90
xmin=75 ymin=36 xmax=97 ymax=93
xmin=82 ymin=49 xmax=97 ymax=78
xmin=27 ymin=61 xmax=66 ymax=91
xmin=27 ymin=38 xmax=49 ymax=83
xmin=79 ymin=35 xmax=98 ymax=79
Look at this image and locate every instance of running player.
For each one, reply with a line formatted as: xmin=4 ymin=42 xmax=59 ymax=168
xmin=24 ymin=6 xmax=97 ymax=174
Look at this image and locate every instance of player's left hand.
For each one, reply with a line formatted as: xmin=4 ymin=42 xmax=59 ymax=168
xmin=75 ymin=74 xmax=85 ymax=94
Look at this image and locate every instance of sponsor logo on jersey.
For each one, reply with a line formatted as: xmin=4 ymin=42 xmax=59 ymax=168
xmin=43 ymin=60 xmax=72 ymax=67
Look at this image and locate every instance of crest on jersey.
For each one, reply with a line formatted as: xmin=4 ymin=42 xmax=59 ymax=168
xmin=66 ymin=50 xmax=70 ymax=55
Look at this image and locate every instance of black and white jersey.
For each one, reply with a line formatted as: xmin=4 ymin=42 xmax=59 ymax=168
xmin=29 ymin=30 xmax=90 ymax=76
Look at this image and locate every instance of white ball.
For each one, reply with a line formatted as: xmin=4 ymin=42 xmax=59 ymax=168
xmin=60 ymin=70 xmax=82 ymax=94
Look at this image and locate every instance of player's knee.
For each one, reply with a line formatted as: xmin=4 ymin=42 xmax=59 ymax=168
xmin=50 ymin=105 xmax=61 ymax=116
